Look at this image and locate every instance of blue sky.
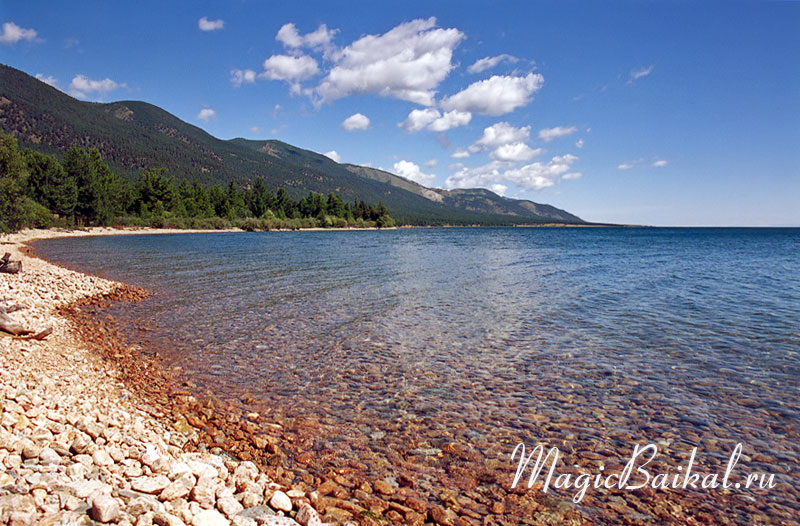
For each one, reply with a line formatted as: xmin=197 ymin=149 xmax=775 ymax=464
xmin=1 ymin=0 xmax=798 ymax=225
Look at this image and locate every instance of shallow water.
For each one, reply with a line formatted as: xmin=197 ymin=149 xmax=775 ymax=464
xmin=35 ymin=227 xmax=800 ymax=522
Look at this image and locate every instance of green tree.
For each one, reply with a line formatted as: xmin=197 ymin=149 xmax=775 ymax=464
xmin=63 ymin=147 xmax=119 ymax=225
xmin=137 ymin=168 xmax=174 ymax=215
xmin=0 ymin=134 xmax=29 ymax=232
xmin=24 ymin=150 xmax=77 ymax=217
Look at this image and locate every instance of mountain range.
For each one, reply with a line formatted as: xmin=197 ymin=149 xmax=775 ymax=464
xmin=0 ymin=64 xmax=584 ymax=225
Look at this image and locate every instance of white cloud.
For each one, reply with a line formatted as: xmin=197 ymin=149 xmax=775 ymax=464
xmin=440 ymin=73 xmax=543 ymax=116
xmin=276 ymin=23 xmax=337 ymax=55
xmin=562 ymin=172 xmax=583 ymax=180
xmin=445 ymin=155 xmax=580 ymax=191
xmin=467 ymin=54 xmax=518 ymax=74
xmin=575 ymin=138 xmax=585 ymax=149
xmin=230 ymin=69 xmax=257 ymax=87
xmin=316 ymin=17 xmax=464 ymax=105
xmin=324 ymin=150 xmax=341 ymax=163
xmin=451 ymin=150 xmax=470 ymax=159
xmin=276 ymin=23 xmax=303 ymax=47
xmin=262 ymin=54 xmax=319 ymax=81
xmin=502 ymin=155 xmax=580 ymax=190
xmin=490 ymin=142 xmax=543 ymax=163
xmin=35 ymin=74 xmax=58 ymax=87
xmin=489 ymin=184 xmax=508 ymax=196
xmin=538 ymin=126 xmax=578 ymax=142
xmin=652 ymin=159 xmax=668 ymax=167
xmin=618 ymin=162 xmax=634 ymax=170
xmin=400 ymin=108 xmax=441 ymax=132
xmin=394 ymin=160 xmax=436 ymax=187
xmin=401 ymin=108 xmax=472 ymax=132
xmin=68 ymin=75 xmax=125 ymax=100
xmin=423 ymin=159 xmax=438 ymax=167
xmin=429 ymin=110 xmax=472 ymax=132
xmin=469 ymin=122 xmax=531 ymax=153
xmin=198 ymin=17 xmax=224 ymax=32
xmin=303 ymin=24 xmax=338 ymax=54
xmin=444 ymin=161 xmax=504 ymax=189
xmin=250 ymin=126 xmax=262 ymax=134
xmin=197 ymin=108 xmax=216 ymax=121
xmin=341 ymin=113 xmax=370 ymax=131
xmin=629 ymin=65 xmax=654 ymax=83
xmin=0 ymin=21 xmax=38 ymax=45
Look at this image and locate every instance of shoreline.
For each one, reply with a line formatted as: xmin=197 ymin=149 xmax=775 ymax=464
xmin=5 ymin=227 xmax=596 ymax=526
xmin=5 ymin=228 xmax=790 ymax=525
xmin=0 ymin=229 xmax=331 ymax=525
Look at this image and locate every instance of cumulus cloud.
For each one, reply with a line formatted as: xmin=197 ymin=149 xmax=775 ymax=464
xmin=451 ymin=150 xmax=470 ymax=159
xmin=467 ymin=54 xmax=518 ymax=74
xmin=469 ymin=122 xmax=531 ymax=153
xmin=276 ymin=23 xmax=338 ymax=56
xmin=400 ymin=108 xmax=472 ymax=132
xmin=575 ymin=138 xmax=585 ymax=149
xmin=399 ymin=108 xmax=440 ymax=132
xmin=394 ymin=160 xmax=436 ymax=187
xmin=490 ymin=143 xmax=543 ymax=163
xmin=324 ymin=150 xmax=341 ymax=162
xmin=423 ymin=159 xmax=438 ymax=167
xmin=316 ymin=17 xmax=464 ymax=105
xmin=501 ymin=155 xmax=581 ymax=190
xmin=198 ymin=17 xmax=224 ymax=32
xmin=440 ymin=73 xmax=543 ymax=116
xmin=489 ymin=184 xmax=508 ymax=196
xmin=429 ymin=110 xmax=472 ymax=132
xmin=35 ymin=74 xmax=58 ymax=87
xmin=618 ymin=162 xmax=634 ymax=170
xmin=341 ymin=113 xmax=370 ymax=131
xmin=0 ymin=21 xmax=38 ymax=44
xmin=652 ymin=159 xmax=668 ymax=167
xmin=446 ymin=155 xmax=580 ymax=191
xmin=68 ymin=75 xmax=125 ymax=100
xmin=538 ymin=125 xmax=578 ymax=142
xmin=230 ymin=69 xmax=257 ymax=87
xmin=276 ymin=23 xmax=303 ymax=47
xmin=262 ymin=54 xmax=319 ymax=81
xmin=628 ymin=65 xmax=654 ymax=83
xmin=197 ymin=108 xmax=216 ymax=121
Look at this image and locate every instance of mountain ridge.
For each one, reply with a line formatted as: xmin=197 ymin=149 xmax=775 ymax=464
xmin=0 ymin=63 xmax=584 ymax=225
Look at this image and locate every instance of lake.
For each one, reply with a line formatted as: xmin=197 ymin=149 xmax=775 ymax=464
xmin=34 ymin=227 xmax=800 ymax=524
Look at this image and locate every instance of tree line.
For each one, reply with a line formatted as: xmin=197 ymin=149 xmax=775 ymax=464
xmin=0 ymin=133 xmax=395 ymax=232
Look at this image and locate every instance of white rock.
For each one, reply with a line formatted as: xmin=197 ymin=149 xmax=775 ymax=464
xmin=216 ymin=496 xmax=243 ymax=518
xmin=90 ymin=492 xmax=121 ymax=523
xmin=93 ymin=449 xmax=114 ymax=466
xmin=191 ymin=508 xmax=228 ymax=526
xmin=38 ymin=447 xmax=61 ymax=465
xmin=269 ymin=490 xmax=292 ymax=512
xmin=160 ymin=473 xmax=196 ymax=501
xmin=295 ymin=503 xmax=322 ymax=526
xmin=132 ymin=475 xmax=171 ymax=494
xmin=69 ymin=479 xmax=111 ymax=499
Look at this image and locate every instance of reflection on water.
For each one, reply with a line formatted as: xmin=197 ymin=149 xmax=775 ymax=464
xmin=35 ymin=228 xmax=800 ymax=522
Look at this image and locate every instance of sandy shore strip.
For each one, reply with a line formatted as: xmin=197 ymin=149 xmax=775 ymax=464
xmin=0 ymin=228 xmax=328 ymax=526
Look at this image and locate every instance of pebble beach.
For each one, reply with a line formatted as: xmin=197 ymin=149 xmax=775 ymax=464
xmin=0 ymin=228 xmax=326 ymax=526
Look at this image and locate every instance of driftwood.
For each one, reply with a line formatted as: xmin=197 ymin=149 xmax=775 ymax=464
xmin=0 ymin=252 xmax=21 ymax=274
xmin=0 ymin=305 xmax=28 ymax=336
xmin=0 ymin=303 xmax=52 ymax=339
xmin=13 ymin=327 xmax=53 ymax=341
